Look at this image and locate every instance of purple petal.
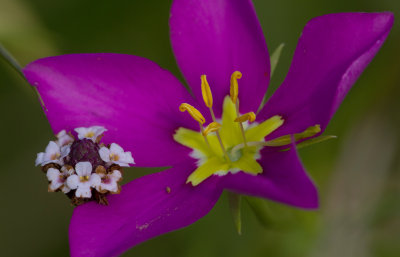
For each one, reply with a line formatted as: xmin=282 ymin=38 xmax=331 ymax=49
xmin=170 ymin=0 xmax=270 ymax=117
xmin=23 ymin=53 xmax=198 ymax=167
xmin=69 ymin=161 xmax=222 ymax=257
xmin=259 ymin=12 xmax=394 ymax=138
xmin=220 ymin=146 xmax=318 ymax=209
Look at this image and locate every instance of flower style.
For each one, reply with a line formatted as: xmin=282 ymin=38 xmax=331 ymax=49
xmin=22 ymin=0 xmax=393 ymax=256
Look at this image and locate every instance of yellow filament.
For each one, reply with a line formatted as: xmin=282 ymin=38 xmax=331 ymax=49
xmin=199 ymin=124 xmax=211 ymax=148
xmin=202 ymin=122 xmax=222 ymax=136
xmin=201 ymin=75 xmax=213 ymax=108
xmin=234 ymin=112 xmax=256 ymax=123
xmin=230 ymin=71 xmax=242 ymax=103
xmin=179 ymin=103 xmax=206 ymax=124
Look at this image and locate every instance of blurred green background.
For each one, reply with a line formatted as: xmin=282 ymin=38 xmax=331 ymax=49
xmin=1 ymin=0 xmax=399 ymax=256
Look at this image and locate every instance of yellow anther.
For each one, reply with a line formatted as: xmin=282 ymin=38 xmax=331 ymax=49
xmin=179 ymin=103 xmax=206 ymax=124
xmin=234 ymin=112 xmax=256 ymax=123
xmin=230 ymin=71 xmax=242 ymax=103
xmin=201 ymin=75 xmax=213 ymax=108
xmin=202 ymin=122 xmax=222 ymax=136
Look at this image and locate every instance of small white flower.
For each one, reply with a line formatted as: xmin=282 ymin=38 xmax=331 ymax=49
xmin=35 ymin=141 xmax=63 ymax=166
xmin=46 ymin=166 xmax=75 ymax=193
xmin=99 ymin=143 xmax=135 ymax=167
xmin=66 ymin=162 xmax=100 ymax=198
xmin=96 ymin=169 xmax=122 ymax=193
xmin=74 ymin=126 xmax=107 ymax=142
xmin=56 ymin=130 xmax=74 ymax=147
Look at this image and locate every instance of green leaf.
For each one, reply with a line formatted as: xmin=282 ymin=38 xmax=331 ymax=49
xmin=270 ymin=43 xmax=285 ymax=77
xmin=245 ymin=196 xmax=273 ymax=228
xmin=228 ymin=192 xmax=242 ymax=235
xmin=258 ymin=43 xmax=285 ymax=112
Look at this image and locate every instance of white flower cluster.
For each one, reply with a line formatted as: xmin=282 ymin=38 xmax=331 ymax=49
xmin=35 ymin=126 xmax=135 ymax=205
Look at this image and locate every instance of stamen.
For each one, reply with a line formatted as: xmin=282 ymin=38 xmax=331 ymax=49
xmin=202 ymin=122 xmax=222 ymax=136
xmin=230 ymin=71 xmax=242 ymax=104
xmin=179 ymin=103 xmax=210 ymax=148
xmin=234 ymin=112 xmax=256 ymax=123
xmin=179 ymin=103 xmax=205 ymax=124
xmin=230 ymin=71 xmax=250 ymax=149
xmin=201 ymin=75 xmax=213 ymax=108
xmin=199 ymin=75 xmax=231 ymax=162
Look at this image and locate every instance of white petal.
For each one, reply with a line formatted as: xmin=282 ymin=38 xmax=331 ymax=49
xmin=61 ymin=185 xmax=71 ymax=194
xmin=114 ymin=161 xmax=129 ymax=167
xmin=120 ymin=151 xmax=135 ymax=165
xmin=43 ymin=141 xmax=61 ymax=164
xmin=56 ymin=130 xmax=67 ymax=137
xmin=46 ymin=168 xmax=61 ymax=181
xmin=74 ymin=126 xmax=107 ymax=141
xmin=60 ymin=145 xmax=71 ymax=158
xmin=41 ymin=159 xmax=63 ymax=166
xmin=56 ymin=130 xmax=74 ymax=146
xmin=35 ymin=152 xmax=44 ymax=166
xmin=110 ymin=170 xmax=122 ymax=181
xmin=89 ymin=173 xmax=101 ymax=187
xmin=49 ymin=180 xmax=63 ymax=191
xmin=99 ymin=147 xmax=111 ymax=162
xmin=75 ymin=162 xmax=92 ymax=176
xmin=45 ymin=141 xmax=60 ymax=155
xmin=100 ymin=180 xmax=119 ymax=193
xmin=74 ymin=127 xmax=90 ymax=140
xmin=75 ymin=185 xmax=92 ymax=198
xmin=61 ymin=166 xmax=75 ymax=176
xmin=110 ymin=143 xmax=124 ymax=154
xmin=66 ymin=175 xmax=80 ymax=189
xmin=91 ymin=126 xmax=107 ymax=138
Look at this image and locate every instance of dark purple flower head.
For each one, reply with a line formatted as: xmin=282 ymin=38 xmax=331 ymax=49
xmin=23 ymin=0 xmax=393 ymax=256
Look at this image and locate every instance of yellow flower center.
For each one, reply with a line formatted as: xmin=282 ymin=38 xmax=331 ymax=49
xmin=174 ymin=71 xmax=320 ymax=186
xmin=85 ymin=132 xmax=95 ymax=138
xmin=79 ymin=175 xmax=90 ymax=182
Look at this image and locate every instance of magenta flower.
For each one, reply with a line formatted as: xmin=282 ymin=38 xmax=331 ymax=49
xmin=23 ymin=0 xmax=393 ymax=256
